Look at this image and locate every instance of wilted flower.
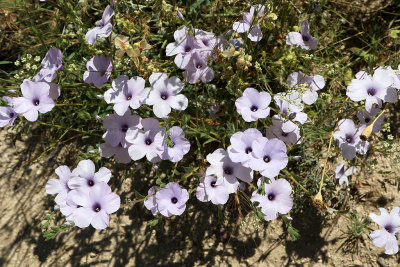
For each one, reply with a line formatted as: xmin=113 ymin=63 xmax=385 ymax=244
xmin=85 ymin=5 xmax=115 ymax=45
xmin=155 ymin=182 xmax=189 ymax=217
xmin=68 ymin=159 xmax=111 ymax=190
xmin=183 ymin=51 xmax=214 ymax=84
xmin=83 ymin=56 xmax=113 ymax=88
xmin=287 ymin=71 xmax=325 ymax=105
xmin=235 ymin=88 xmax=271 ymax=122
xmin=196 ymin=176 xmax=238 ymax=205
xmin=369 ymin=207 xmax=400 ymax=255
xmin=0 ymin=107 xmax=17 ymax=127
xmin=251 ymin=178 xmax=293 ymax=221
xmin=286 ymin=20 xmax=318 ymax=50
xmin=161 ymin=126 xmax=190 ymax=162
xmin=33 ymin=48 xmax=63 ymax=82
xmin=232 ymin=5 xmax=265 ymax=42
xmin=335 ymin=162 xmax=356 ymax=186
xmin=227 ymin=128 xmax=262 ymax=168
xmin=333 ymin=119 xmax=369 ymax=159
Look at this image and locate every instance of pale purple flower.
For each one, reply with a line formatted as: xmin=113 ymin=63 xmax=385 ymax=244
xmin=83 ymin=56 xmax=113 ymax=88
xmin=232 ymin=5 xmax=265 ymax=42
xmin=196 ymin=176 xmax=238 ymax=205
xmin=161 ymin=126 xmax=190 ymax=162
xmin=102 ymin=110 xmax=142 ymax=147
xmin=369 ymin=207 xmax=400 ymax=255
xmin=183 ymin=51 xmax=214 ymax=84
xmin=274 ymin=91 xmax=307 ymax=124
xmin=145 ymin=73 xmax=188 ymax=118
xmin=13 ymin=79 xmax=57 ymax=122
xmin=227 ymin=128 xmax=262 ymax=168
xmin=347 ymin=69 xmax=397 ymax=112
xmin=46 ymin=166 xmax=73 ymax=205
xmin=357 ymin=107 xmax=384 ymax=133
xmin=104 ymin=75 xmax=148 ymax=115
xmin=251 ymin=178 xmax=293 ymax=221
xmin=68 ymin=182 xmax=120 ymax=229
xmin=195 ymin=29 xmax=217 ymax=56
xmin=333 ymin=119 xmax=369 ymax=159
xmin=0 ymin=107 xmax=17 ymax=127
xmin=206 ymin=148 xmax=253 ymax=185
xmin=85 ymin=5 xmax=115 ymax=45
xmin=99 ymin=142 xmax=131 ymax=164
xmin=68 ymin=160 xmax=111 ymax=190
xmin=126 ymin=118 xmax=165 ymax=162
xmin=33 ymin=48 xmax=63 ymax=82
xmin=176 ymin=8 xmax=184 ymax=21
xmin=335 ymin=162 xmax=356 ymax=186
xmin=155 ymin=182 xmax=189 ymax=217
xmin=235 ymin=87 xmax=271 ymax=122
xmin=248 ymin=137 xmax=288 ymax=179
xmin=266 ymin=115 xmax=301 ymax=146
xmin=286 ymin=20 xmax=318 ymax=50
xmin=144 ymin=186 xmax=159 ymax=215
xmin=287 ymin=71 xmax=325 ymax=105
xmin=375 ymin=66 xmax=400 ymax=89
xmin=166 ymin=26 xmax=202 ymax=69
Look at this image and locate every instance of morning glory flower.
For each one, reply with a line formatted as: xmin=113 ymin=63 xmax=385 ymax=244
xmin=0 ymin=107 xmax=17 ymax=127
xmin=104 ymin=75 xmax=149 ymax=116
xmin=251 ymin=178 xmax=293 ymax=221
xmin=333 ymin=119 xmax=369 ymax=159
xmin=83 ymin=56 xmax=113 ymax=88
xmin=274 ymin=91 xmax=307 ymax=124
xmin=266 ymin=115 xmax=301 ymax=145
xmin=68 ymin=182 xmax=120 ymax=229
xmin=183 ymin=51 xmax=215 ymax=84
xmin=102 ymin=110 xmax=142 ymax=147
xmin=196 ymin=176 xmax=239 ymax=205
xmin=85 ymin=5 xmax=115 ymax=45
xmin=155 ymin=182 xmax=189 ymax=217
xmin=356 ymin=107 xmax=384 ymax=133
xmin=235 ymin=87 xmax=271 ymax=122
xmin=335 ymin=162 xmax=356 ymax=186
xmin=45 ymin=166 xmax=73 ymax=205
xmin=145 ymin=73 xmax=188 ymax=118
xmin=161 ymin=126 xmax=190 ymax=162
xmin=99 ymin=142 xmax=132 ymax=164
xmin=195 ymin=29 xmax=217 ymax=55
xmin=68 ymin=159 xmax=112 ymax=190
xmin=347 ymin=69 xmax=397 ymax=112
xmin=232 ymin=5 xmax=265 ymax=42
xmin=33 ymin=48 xmax=63 ymax=82
xmin=248 ymin=137 xmax=288 ymax=179
xmin=13 ymin=79 xmax=58 ymax=122
xmin=287 ymin=71 xmax=325 ymax=105
xmin=369 ymin=207 xmax=400 ymax=255
xmin=126 ymin=118 xmax=165 ymax=162
xmin=375 ymin=66 xmax=400 ymax=89
xmin=206 ymin=148 xmax=253 ymax=185
xmin=227 ymin=128 xmax=263 ymax=168
xmin=286 ymin=20 xmax=318 ymax=50
xmin=166 ymin=26 xmax=202 ymax=69
xmin=144 ymin=186 xmax=159 ymax=215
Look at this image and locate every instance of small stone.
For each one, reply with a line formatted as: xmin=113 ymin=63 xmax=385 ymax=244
xmin=377 ymin=257 xmax=386 ymax=267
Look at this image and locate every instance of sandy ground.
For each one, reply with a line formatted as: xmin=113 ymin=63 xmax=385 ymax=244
xmin=0 ymin=126 xmax=399 ymax=267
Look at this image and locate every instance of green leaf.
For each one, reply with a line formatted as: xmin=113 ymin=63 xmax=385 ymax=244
xmin=77 ymin=111 xmax=92 ymax=120
xmin=288 ymin=225 xmax=300 ymax=240
xmin=148 ymin=219 xmax=158 ymax=227
xmin=134 ymin=189 xmax=145 ymax=199
xmin=0 ymin=61 xmax=13 ymax=65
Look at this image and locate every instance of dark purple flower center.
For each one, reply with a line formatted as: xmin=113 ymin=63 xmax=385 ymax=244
xmin=161 ymin=93 xmax=168 ymax=100
xmin=281 ymin=132 xmax=288 ymax=137
xmin=384 ymin=224 xmax=394 ymax=234
xmin=263 ymin=155 xmax=271 ymax=163
xmin=289 ymin=113 xmax=297 ymax=120
xmin=126 ymin=94 xmax=132 ymax=100
xmin=196 ymin=63 xmax=203 ymax=69
xmin=87 ymin=180 xmax=94 ymax=187
xmin=345 ymin=135 xmax=353 ymax=143
xmin=65 ymin=184 xmax=71 ymax=192
xmin=250 ymin=105 xmax=258 ymax=112
xmin=267 ymin=193 xmax=275 ymax=201
xmin=145 ymin=138 xmax=152 ymax=145
xmin=202 ymin=39 xmax=209 ymax=46
xmin=9 ymin=112 xmax=15 ymax=118
xmin=365 ymin=117 xmax=371 ymax=123
xmin=224 ymin=167 xmax=233 ymax=175
xmin=302 ymin=35 xmax=310 ymax=42
xmin=171 ymin=197 xmax=178 ymax=204
xmin=93 ymin=203 xmax=101 ymax=212
xmin=184 ymin=46 xmax=192 ymax=53
xmin=121 ymin=124 xmax=129 ymax=132
xmin=170 ymin=141 xmax=175 ymax=148
xmin=245 ymin=147 xmax=252 ymax=154
xmin=210 ymin=181 xmax=216 ymax=187
xmin=367 ymin=88 xmax=376 ymax=96
xmin=33 ymin=99 xmax=40 ymax=106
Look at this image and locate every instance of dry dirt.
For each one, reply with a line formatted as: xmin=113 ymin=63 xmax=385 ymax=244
xmin=0 ymin=126 xmax=400 ymax=267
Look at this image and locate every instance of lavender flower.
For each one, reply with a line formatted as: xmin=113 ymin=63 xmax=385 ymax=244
xmin=232 ymin=5 xmax=265 ymax=42
xmin=335 ymin=162 xmax=356 ymax=186
xmin=251 ymin=178 xmax=293 ymax=221
xmin=369 ymin=207 xmax=400 ymax=255
xmin=248 ymin=137 xmax=288 ymax=179
xmin=102 ymin=111 xmax=142 ymax=147
xmin=196 ymin=176 xmax=238 ymax=205
xmin=144 ymin=186 xmax=159 ymax=215
xmin=333 ymin=119 xmax=369 ymax=159
xmin=33 ymin=48 xmax=63 ymax=82
xmin=83 ymin=56 xmax=113 ymax=88
xmin=266 ymin=115 xmax=301 ymax=146
xmin=85 ymin=5 xmax=115 ymax=45
xmin=183 ymin=51 xmax=214 ymax=84
xmin=274 ymin=91 xmax=307 ymax=124
xmin=206 ymin=148 xmax=253 ymax=185
xmin=356 ymin=107 xmax=384 ymax=133
xmin=68 ymin=160 xmax=111 ymax=190
xmin=155 ymin=182 xmax=189 ymax=217
xmin=287 ymin=71 xmax=325 ymax=105
xmin=104 ymin=75 xmax=148 ymax=115
xmin=227 ymin=128 xmax=262 ymax=168
xmin=286 ymin=20 xmax=318 ymax=50
xmin=235 ymin=87 xmax=271 ymax=122
xmin=68 ymin=182 xmax=120 ymax=229
xmin=46 ymin=166 xmax=73 ymax=205
xmin=375 ymin=66 xmax=400 ymax=89
xmin=145 ymin=73 xmax=188 ymax=118
xmin=161 ymin=126 xmax=190 ymax=162
xmin=99 ymin=142 xmax=131 ymax=164
xmin=13 ymin=79 xmax=57 ymax=122
xmin=0 ymin=107 xmax=17 ymax=127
